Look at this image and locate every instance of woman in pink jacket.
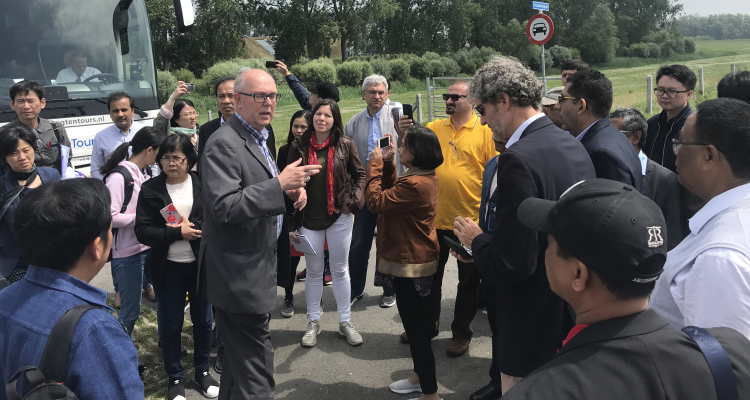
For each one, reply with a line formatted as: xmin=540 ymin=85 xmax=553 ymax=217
xmin=100 ymin=126 xmax=166 ymax=336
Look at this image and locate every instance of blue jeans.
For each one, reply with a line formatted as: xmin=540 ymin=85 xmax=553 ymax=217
xmin=348 ymin=204 xmax=395 ymax=300
xmin=156 ymin=260 xmax=212 ymax=381
xmin=111 ymin=250 xmax=149 ymax=336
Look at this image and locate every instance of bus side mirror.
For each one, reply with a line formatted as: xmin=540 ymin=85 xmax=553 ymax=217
xmin=174 ymin=0 xmax=195 ymax=33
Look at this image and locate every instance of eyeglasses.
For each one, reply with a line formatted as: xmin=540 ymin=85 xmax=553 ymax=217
xmin=365 ymin=90 xmax=386 ymax=96
xmin=474 ymin=103 xmax=485 ymax=116
xmin=237 ymin=92 xmax=281 ymax=103
xmin=654 ymin=88 xmax=690 ymax=98
xmin=160 ymin=156 xmax=187 ymax=165
xmin=179 ymin=111 xmax=198 ymax=118
xmin=557 ymin=96 xmax=578 ymax=103
xmin=671 ymin=138 xmax=711 ymax=152
xmin=449 ymin=140 xmax=459 ymax=160
xmin=443 ymin=93 xmax=468 ymax=102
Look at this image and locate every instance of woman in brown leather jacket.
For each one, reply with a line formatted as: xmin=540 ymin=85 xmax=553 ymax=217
xmin=366 ymin=125 xmax=444 ymax=400
xmin=287 ymin=99 xmax=366 ymax=348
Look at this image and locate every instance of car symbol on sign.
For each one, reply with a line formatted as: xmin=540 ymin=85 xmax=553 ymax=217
xmin=532 ymin=22 xmax=547 ymax=36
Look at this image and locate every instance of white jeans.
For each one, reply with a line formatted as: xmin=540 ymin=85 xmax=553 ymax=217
xmin=300 ymin=213 xmax=353 ymax=323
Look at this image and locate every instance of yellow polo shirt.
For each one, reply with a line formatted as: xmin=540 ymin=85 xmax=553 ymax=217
xmin=426 ymin=112 xmax=497 ymax=230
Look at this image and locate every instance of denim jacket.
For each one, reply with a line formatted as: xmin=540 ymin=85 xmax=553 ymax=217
xmin=479 ymin=155 xmax=499 ymax=234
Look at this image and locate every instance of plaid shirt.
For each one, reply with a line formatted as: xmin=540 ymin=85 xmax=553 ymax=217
xmin=235 ymin=113 xmax=283 ymax=238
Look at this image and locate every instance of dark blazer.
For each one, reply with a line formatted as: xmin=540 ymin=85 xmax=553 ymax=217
xmin=471 ymin=115 xmax=595 ymax=377
xmin=580 ymin=118 xmax=643 ymax=192
xmin=198 ymin=116 xmax=286 ymax=315
xmin=643 ymin=158 xmax=686 ymax=250
xmin=644 ymin=104 xmax=693 ymax=173
xmin=134 ymin=171 xmax=203 ymax=289
xmin=198 ymin=117 xmax=276 ymax=167
xmin=0 ymin=167 xmax=61 ymax=277
xmin=502 ymin=309 xmax=750 ymax=400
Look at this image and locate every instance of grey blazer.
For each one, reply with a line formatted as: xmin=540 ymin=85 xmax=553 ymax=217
xmin=643 ymin=158 xmax=686 ymax=250
xmin=198 ymin=116 xmax=285 ymax=315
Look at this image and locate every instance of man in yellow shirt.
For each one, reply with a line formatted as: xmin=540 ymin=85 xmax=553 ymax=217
xmin=399 ymin=80 xmax=496 ymax=357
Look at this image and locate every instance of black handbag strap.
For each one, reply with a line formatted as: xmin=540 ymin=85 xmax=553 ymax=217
xmin=683 ymin=326 xmax=739 ymax=400
xmin=38 ymin=305 xmax=101 ymax=385
xmin=0 ymin=168 xmax=39 ymax=220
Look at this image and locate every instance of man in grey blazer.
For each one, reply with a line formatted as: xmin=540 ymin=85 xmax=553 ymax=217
xmin=199 ymin=68 xmax=321 ymax=400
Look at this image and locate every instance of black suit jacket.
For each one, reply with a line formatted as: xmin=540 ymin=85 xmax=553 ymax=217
xmin=580 ymin=119 xmax=643 ymax=193
xmin=471 ymin=115 xmax=596 ymax=377
xmin=643 ymin=158 xmax=686 ymax=250
xmin=503 ymin=309 xmax=750 ymax=400
xmin=198 ymin=117 xmax=276 ymax=165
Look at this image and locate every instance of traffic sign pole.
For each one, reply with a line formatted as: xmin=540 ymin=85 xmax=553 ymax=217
xmin=539 ymin=9 xmax=546 ymax=95
xmin=527 ymin=4 xmax=552 ymax=96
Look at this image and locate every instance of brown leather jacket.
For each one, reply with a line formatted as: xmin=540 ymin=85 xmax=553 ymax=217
xmin=366 ymin=157 xmax=439 ymax=277
xmin=287 ymin=134 xmax=365 ymax=231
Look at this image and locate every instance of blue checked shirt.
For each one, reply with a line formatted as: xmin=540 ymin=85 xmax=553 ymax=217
xmin=235 ymin=113 xmax=283 ymax=238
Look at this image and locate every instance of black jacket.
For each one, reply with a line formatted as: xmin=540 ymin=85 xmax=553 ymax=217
xmin=580 ymin=118 xmax=643 ymax=193
xmin=471 ymin=115 xmax=596 ymax=377
xmin=502 ymin=309 xmax=750 ymax=400
xmin=644 ymin=104 xmax=693 ymax=173
xmin=134 ymin=171 xmax=203 ymax=289
xmin=643 ymin=158 xmax=687 ymax=249
xmin=198 ymin=117 xmax=276 ymax=167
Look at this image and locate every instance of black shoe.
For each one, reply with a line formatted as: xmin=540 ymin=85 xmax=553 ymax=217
xmin=196 ymin=370 xmax=220 ymax=398
xmin=470 ymin=383 xmax=502 ymax=400
xmin=213 ymin=347 xmax=224 ymax=374
xmin=168 ymin=379 xmax=185 ymax=400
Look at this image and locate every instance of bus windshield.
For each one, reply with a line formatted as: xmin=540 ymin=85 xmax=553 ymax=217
xmin=0 ymin=0 xmax=159 ymax=122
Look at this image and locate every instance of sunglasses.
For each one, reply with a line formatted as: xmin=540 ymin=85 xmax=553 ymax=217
xmin=474 ymin=103 xmax=485 ymax=116
xmin=443 ymin=93 xmax=468 ymax=102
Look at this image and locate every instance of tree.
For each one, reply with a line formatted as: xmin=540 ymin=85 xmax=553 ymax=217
xmin=609 ymin=0 xmax=682 ymax=47
xmin=146 ymin=0 xmax=178 ymax=70
xmin=268 ymin=0 xmax=339 ymax=65
xmin=574 ymin=4 xmax=619 ymax=63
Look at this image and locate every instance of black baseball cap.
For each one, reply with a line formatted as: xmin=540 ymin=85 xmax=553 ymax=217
xmin=518 ymin=178 xmax=667 ymax=284
xmin=307 ymin=82 xmax=340 ymax=103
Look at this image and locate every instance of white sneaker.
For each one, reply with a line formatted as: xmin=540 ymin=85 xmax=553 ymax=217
xmin=301 ymin=320 xmax=321 ymax=348
xmin=339 ymin=321 xmax=363 ymax=346
xmin=389 ymin=378 xmax=422 ymax=394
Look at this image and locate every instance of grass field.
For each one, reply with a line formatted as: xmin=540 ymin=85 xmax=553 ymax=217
xmin=186 ymin=39 xmax=750 ymax=151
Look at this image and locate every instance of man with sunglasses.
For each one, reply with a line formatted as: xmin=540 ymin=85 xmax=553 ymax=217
xmin=651 ymin=97 xmax=750 ymax=341
xmin=398 ymin=79 xmax=495 ymax=358
xmin=643 ymin=65 xmax=696 ymax=173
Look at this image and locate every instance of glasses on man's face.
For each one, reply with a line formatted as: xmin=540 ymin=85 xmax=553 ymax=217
xmin=443 ymin=93 xmax=468 ymax=102
xmin=237 ymin=92 xmax=281 ymax=103
xmin=671 ymin=138 xmax=711 ymax=152
xmin=161 ymin=155 xmax=187 ymax=165
xmin=557 ymin=96 xmax=577 ymax=104
xmin=474 ymin=103 xmax=485 ymax=116
xmin=179 ymin=111 xmax=198 ymax=118
xmin=366 ymin=90 xmax=386 ymax=97
xmin=654 ymin=88 xmax=690 ymax=98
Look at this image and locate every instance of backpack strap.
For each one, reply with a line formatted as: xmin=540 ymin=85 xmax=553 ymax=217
xmin=38 ymin=305 xmax=101 ymax=385
xmin=682 ymin=326 xmax=739 ymax=400
xmin=5 ymin=366 xmax=46 ymax=400
xmin=105 ymin=166 xmax=135 ymax=213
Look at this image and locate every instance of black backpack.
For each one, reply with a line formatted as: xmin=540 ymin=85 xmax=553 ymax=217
xmin=103 ymin=166 xmax=135 ymax=261
xmin=5 ymin=305 xmax=100 ymax=399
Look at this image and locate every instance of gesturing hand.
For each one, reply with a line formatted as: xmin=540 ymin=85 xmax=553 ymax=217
xmin=278 ymin=158 xmax=322 ymax=191
xmin=286 ymin=187 xmax=308 ymax=210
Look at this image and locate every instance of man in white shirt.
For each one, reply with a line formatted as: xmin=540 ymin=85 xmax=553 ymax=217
xmin=651 ymin=98 xmax=750 ymax=340
xmin=56 ymin=52 xmax=102 ymax=83
xmin=90 ymin=92 xmax=146 ymax=179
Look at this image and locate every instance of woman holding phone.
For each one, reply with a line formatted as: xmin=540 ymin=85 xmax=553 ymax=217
xmin=134 ymin=134 xmax=219 ymax=400
xmin=287 ymin=99 xmax=366 ymax=348
xmin=366 ymin=126 xmax=444 ymax=400
xmin=155 ymin=81 xmax=200 ymax=147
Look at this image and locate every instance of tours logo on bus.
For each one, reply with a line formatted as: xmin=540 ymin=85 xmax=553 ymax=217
xmin=51 ymin=116 xmax=108 ymax=127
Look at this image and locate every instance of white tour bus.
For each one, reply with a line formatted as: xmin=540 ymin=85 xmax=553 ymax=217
xmin=0 ymin=0 xmax=193 ymax=176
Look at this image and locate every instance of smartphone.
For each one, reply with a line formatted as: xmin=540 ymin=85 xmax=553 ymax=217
xmin=185 ymin=83 xmax=195 ymax=92
xmin=402 ymin=104 xmax=413 ymax=121
xmin=442 ymin=236 xmax=473 ymax=259
xmin=160 ymin=203 xmax=183 ymax=225
xmin=379 ymin=136 xmax=391 ymax=148
xmin=265 ymin=60 xmax=278 ymax=69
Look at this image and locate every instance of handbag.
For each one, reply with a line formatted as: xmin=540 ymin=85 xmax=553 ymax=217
xmin=683 ymin=326 xmax=739 ymax=400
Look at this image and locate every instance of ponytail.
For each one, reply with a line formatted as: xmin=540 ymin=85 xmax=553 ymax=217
xmin=99 ymin=126 xmax=167 ymax=176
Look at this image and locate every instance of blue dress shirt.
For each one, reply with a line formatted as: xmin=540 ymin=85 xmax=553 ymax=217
xmin=366 ymin=108 xmax=383 ymax=161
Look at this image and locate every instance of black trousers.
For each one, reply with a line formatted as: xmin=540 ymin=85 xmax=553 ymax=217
xmin=483 ymin=278 xmax=502 ymax=388
xmin=215 ymin=309 xmax=274 ymax=400
xmin=284 ymin=256 xmax=302 ymax=300
xmin=394 ymin=277 xmax=438 ymax=395
xmin=428 ymin=229 xmax=481 ymax=340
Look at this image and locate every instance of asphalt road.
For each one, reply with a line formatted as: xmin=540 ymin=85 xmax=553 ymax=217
xmin=91 ymin=239 xmax=493 ymax=400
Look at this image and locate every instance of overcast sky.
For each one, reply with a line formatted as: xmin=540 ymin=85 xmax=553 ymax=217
xmin=679 ymin=0 xmax=750 ymax=16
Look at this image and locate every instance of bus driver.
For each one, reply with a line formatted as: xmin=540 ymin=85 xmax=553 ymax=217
xmin=56 ymin=52 xmax=101 ymax=83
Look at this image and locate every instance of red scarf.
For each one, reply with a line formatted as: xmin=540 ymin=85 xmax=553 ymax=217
xmin=308 ymin=135 xmax=335 ymax=215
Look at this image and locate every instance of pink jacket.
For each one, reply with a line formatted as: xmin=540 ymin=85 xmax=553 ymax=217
xmin=105 ymin=160 xmax=150 ymax=258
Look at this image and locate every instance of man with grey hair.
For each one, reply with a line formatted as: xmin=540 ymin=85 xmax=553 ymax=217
xmin=200 ymin=68 xmax=321 ymax=399
xmin=610 ymin=108 xmax=687 ymax=249
xmin=540 ymin=86 xmax=564 ymax=128
xmin=346 ymin=74 xmax=403 ymax=308
xmin=451 ymin=56 xmax=595 ymax=399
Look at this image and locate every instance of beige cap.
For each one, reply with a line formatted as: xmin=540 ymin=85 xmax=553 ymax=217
xmin=541 ymin=86 xmax=564 ymax=106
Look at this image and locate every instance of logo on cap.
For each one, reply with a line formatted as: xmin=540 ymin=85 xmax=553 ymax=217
xmin=647 ymin=226 xmax=664 ymax=248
